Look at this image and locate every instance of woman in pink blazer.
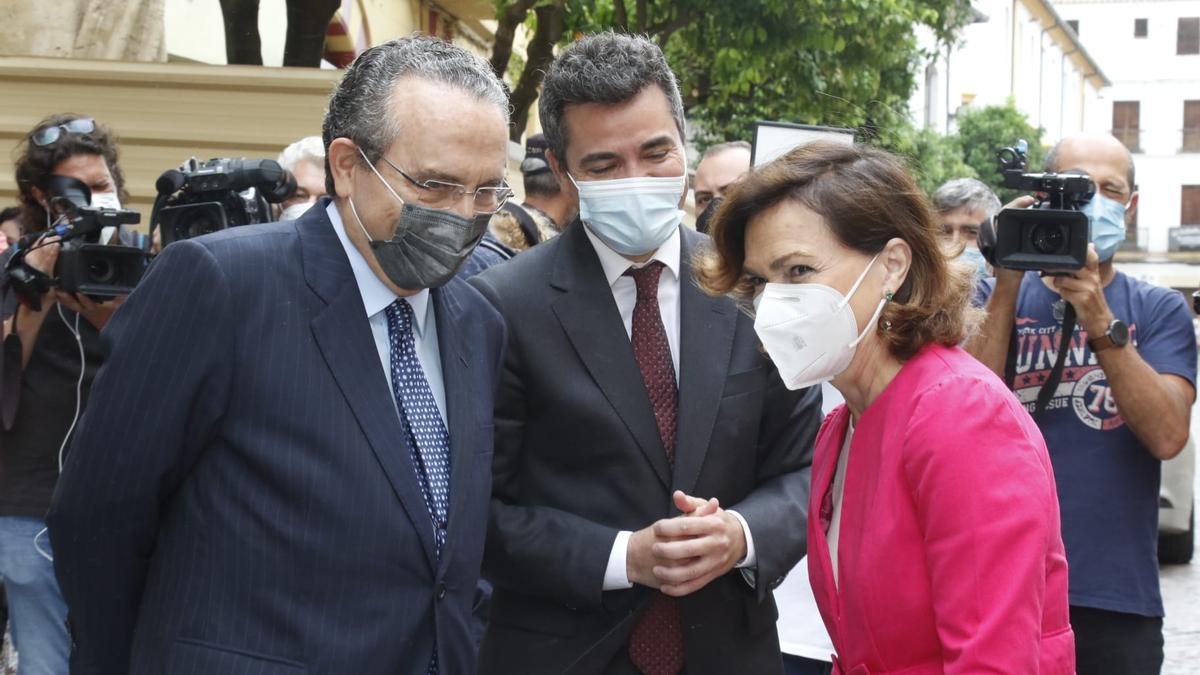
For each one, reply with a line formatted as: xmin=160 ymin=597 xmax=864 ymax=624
xmin=698 ymin=142 xmax=1074 ymax=674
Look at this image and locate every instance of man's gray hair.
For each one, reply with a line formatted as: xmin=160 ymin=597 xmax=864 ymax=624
xmin=700 ymin=140 xmax=751 ymax=162
xmin=539 ymin=32 xmax=686 ymax=166
xmin=277 ymin=136 xmax=325 ymax=172
xmin=931 ymin=177 xmax=1002 ymax=218
xmin=321 ymin=35 xmax=509 ymax=194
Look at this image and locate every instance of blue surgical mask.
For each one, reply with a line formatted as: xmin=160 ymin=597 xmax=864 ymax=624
xmin=568 ymin=172 xmax=686 ymax=256
xmin=956 ymin=246 xmax=989 ymax=282
xmin=1082 ymin=194 xmax=1128 ymax=261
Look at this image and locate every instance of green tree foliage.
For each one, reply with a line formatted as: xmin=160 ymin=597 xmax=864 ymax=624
xmin=489 ymin=0 xmax=974 ymax=144
xmin=863 ymin=103 xmax=977 ymax=196
xmin=860 ymin=99 xmax=1047 ymax=203
xmin=954 ymin=100 xmax=1046 ymax=202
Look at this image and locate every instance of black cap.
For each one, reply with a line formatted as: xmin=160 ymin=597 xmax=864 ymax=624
xmin=521 ymin=133 xmax=551 ymax=174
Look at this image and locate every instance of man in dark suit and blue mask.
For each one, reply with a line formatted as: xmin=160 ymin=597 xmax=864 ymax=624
xmin=46 ymin=35 xmax=509 ymax=675
xmin=471 ymin=33 xmax=822 ymax=675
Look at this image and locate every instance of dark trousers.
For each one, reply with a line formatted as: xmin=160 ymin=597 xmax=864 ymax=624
xmin=1071 ymin=605 xmax=1164 ymax=675
xmin=783 ymin=653 xmax=833 ymax=675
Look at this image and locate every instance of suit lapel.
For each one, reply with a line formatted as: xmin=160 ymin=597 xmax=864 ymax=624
xmin=431 ymin=282 xmax=480 ymax=572
xmin=550 ymin=224 xmax=672 ymax=488
xmin=300 ymin=205 xmax=438 ymax=569
xmin=672 ymin=229 xmax=737 ymax=495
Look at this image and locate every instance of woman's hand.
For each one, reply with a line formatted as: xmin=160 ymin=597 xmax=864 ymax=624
xmin=55 ymin=291 xmax=126 ymax=331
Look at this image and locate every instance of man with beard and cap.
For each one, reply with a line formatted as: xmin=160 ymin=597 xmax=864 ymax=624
xmin=47 ymin=35 xmax=509 ymax=675
xmin=488 ymin=133 xmax=575 ymax=252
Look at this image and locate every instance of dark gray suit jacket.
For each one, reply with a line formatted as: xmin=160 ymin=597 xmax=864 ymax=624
xmin=470 ymin=223 xmax=821 ymax=675
xmin=47 ymin=203 xmax=505 ymax=675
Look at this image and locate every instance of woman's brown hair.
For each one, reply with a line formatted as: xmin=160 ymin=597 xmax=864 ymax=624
xmin=696 ymin=141 xmax=980 ymax=361
xmin=13 ymin=113 xmax=128 ymax=233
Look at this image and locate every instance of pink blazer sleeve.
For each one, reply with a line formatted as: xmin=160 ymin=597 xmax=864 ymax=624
xmin=901 ymin=377 xmax=1060 ymax=674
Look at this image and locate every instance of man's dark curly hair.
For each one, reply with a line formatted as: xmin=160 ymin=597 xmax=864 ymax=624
xmin=13 ymin=113 xmax=127 ymax=233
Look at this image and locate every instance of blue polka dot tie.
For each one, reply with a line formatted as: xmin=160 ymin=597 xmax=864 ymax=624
xmin=386 ymin=299 xmax=451 ymax=675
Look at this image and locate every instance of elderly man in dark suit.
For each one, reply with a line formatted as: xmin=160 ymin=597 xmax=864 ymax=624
xmin=46 ymin=36 xmax=508 ymax=675
xmin=470 ymin=33 xmax=822 ymax=675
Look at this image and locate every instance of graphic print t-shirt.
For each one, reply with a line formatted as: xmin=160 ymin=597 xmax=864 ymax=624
xmin=978 ymin=271 xmax=1197 ymax=617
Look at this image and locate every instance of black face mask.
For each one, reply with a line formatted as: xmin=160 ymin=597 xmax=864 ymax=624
xmin=348 ymin=196 xmax=488 ymax=290
xmin=348 ymin=147 xmax=488 ymax=289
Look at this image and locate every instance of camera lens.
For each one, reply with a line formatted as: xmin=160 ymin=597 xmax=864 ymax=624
xmin=1030 ymin=224 xmax=1066 ymax=255
xmin=181 ymin=215 xmax=221 ymax=240
xmin=88 ymin=256 xmax=116 ymax=284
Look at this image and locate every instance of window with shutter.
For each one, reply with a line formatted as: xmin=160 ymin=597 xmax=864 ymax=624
xmin=1184 ymin=101 xmax=1200 ymax=152
xmin=1135 ymin=19 xmax=1148 ymax=38
xmin=1179 ymin=18 xmax=1200 ymax=55
xmin=1113 ymin=101 xmax=1141 ymax=152
xmin=1183 ymin=186 xmax=1200 ymax=226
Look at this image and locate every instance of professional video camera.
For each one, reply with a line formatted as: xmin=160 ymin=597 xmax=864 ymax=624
xmin=150 ymin=157 xmax=296 ymax=247
xmin=4 ymin=176 xmax=146 ymax=310
xmin=978 ymin=139 xmax=1095 ymax=272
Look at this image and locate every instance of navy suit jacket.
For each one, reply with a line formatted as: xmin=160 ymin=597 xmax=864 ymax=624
xmin=46 ymin=203 xmax=504 ymax=675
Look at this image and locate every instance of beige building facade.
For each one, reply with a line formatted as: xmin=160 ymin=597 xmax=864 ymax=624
xmin=0 ymin=0 xmax=503 ymax=219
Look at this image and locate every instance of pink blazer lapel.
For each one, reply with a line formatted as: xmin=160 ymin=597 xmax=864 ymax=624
xmin=807 ymin=405 xmax=851 ymax=642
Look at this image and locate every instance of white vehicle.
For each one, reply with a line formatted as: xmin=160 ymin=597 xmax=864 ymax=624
xmin=1159 ymin=436 xmax=1195 ymax=565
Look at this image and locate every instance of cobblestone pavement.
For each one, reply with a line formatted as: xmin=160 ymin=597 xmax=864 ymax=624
xmin=1162 ymin=456 xmax=1199 ymax=675
xmin=1163 ymin=552 xmax=1199 ymax=675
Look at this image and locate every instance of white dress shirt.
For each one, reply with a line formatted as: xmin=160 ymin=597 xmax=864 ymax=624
xmin=774 ymin=384 xmax=842 ymax=661
xmin=582 ymin=225 xmax=758 ymax=591
xmin=327 ymin=202 xmax=446 ymax=419
xmin=828 ymin=423 xmax=853 ymax=589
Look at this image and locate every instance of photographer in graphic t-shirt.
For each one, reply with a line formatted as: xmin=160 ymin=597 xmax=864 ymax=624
xmin=968 ymin=132 xmax=1196 ymax=675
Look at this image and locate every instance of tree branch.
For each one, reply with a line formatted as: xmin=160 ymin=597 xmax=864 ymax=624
xmin=613 ymin=0 xmax=629 ymax=32
xmin=648 ymin=12 xmax=693 ymax=45
xmin=489 ymin=0 xmax=538 ymax=79
xmin=509 ymin=0 xmax=567 ymax=141
xmin=635 ymin=0 xmax=648 ymax=33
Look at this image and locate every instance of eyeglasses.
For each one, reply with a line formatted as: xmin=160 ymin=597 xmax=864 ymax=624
xmin=379 ymin=156 xmax=512 ymax=215
xmin=31 ymin=118 xmax=96 ymax=147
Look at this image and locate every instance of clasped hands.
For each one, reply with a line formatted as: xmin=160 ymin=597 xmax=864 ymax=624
xmin=626 ymin=490 xmax=747 ymax=597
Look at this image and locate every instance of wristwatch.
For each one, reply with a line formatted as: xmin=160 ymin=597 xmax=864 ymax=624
xmin=1088 ymin=318 xmax=1130 ymax=353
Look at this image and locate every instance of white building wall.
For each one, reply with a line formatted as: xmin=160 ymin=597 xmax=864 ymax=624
xmin=910 ymin=0 xmax=1101 ymax=146
xmin=166 ymin=0 xmax=290 ymax=66
xmin=1057 ymin=0 xmax=1200 ymax=254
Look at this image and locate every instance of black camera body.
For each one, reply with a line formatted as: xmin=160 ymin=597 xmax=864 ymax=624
xmin=3 ymin=177 xmax=147 ymax=310
xmin=56 ymin=206 xmax=145 ymax=299
xmin=980 ymin=141 xmax=1095 ymax=272
xmin=151 ymin=158 xmax=296 ymax=247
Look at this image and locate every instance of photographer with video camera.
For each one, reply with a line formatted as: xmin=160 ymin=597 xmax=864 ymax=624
xmin=0 ymin=113 xmax=140 ymax=675
xmin=967 ymin=133 xmax=1196 ymax=675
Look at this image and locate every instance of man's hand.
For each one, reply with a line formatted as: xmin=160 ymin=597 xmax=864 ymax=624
xmin=55 ymin=291 xmax=126 ymax=331
xmin=625 ymin=492 xmax=720 ymax=589
xmin=650 ymin=491 xmax=747 ymax=597
xmin=1051 ymin=245 xmax=1113 ymax=337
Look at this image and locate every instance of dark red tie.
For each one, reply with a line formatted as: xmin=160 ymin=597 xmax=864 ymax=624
xmin=624 ymin=262 xmax=684 ymax=675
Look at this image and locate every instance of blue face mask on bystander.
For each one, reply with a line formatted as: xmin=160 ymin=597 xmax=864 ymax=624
xmin=1082 ymin=194 xmax=1129 ymax=262
xmin=955 ymin=246 xmax=989 ymax=282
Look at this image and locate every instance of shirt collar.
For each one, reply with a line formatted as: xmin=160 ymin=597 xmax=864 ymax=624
xmin=326 ymin=201 xmax=433 ymax=337
xmin=582 ymin=224 xmax=682 ymax=288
